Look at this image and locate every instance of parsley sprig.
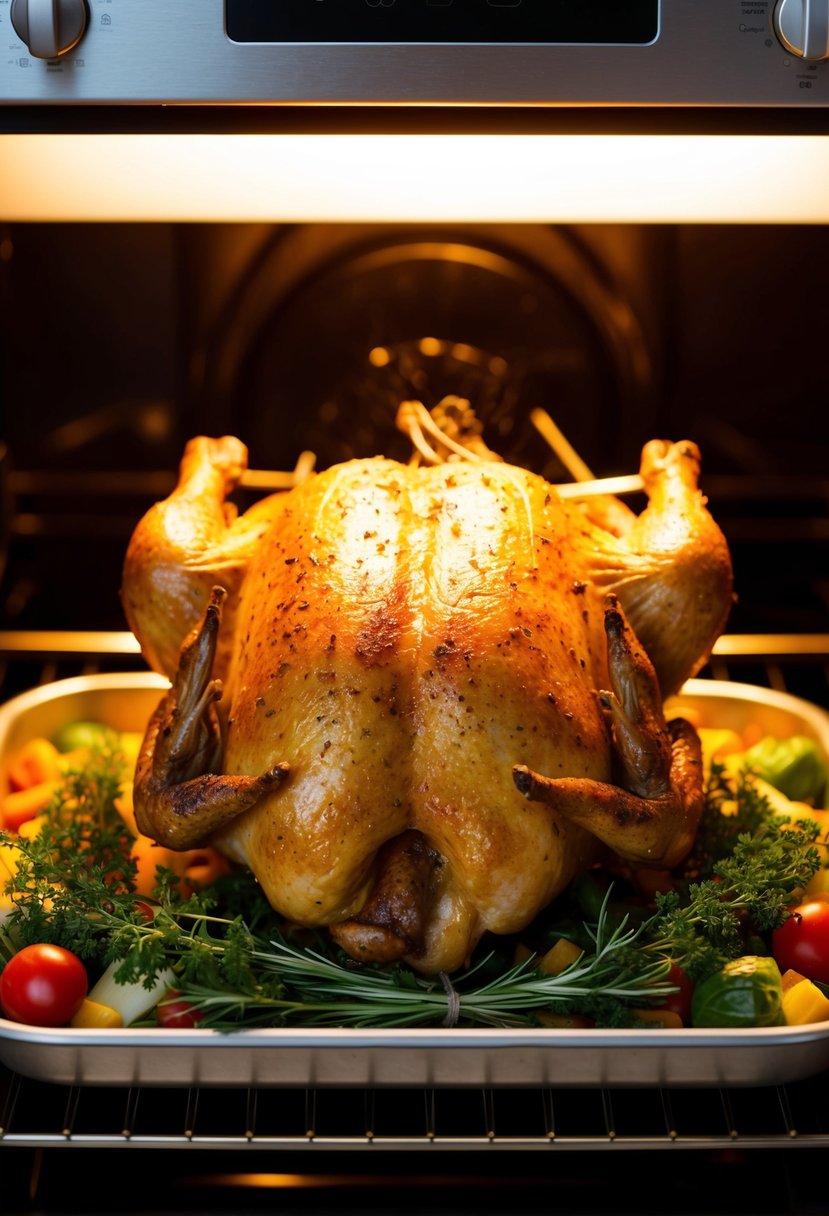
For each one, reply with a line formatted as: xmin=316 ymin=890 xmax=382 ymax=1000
xmin=642 ymin=762 xmax=822 ymax=982
xmin=1 ymin=746 xmax=140 ymax=961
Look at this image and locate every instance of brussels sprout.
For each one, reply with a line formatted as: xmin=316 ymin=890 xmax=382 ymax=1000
xmin=51 ymin=721 xmax=120 ymax=754
xmin=742 ymin=736 xmax=828 ymax=805
xmin=691 ymin=956 xmax=785 ymax=1028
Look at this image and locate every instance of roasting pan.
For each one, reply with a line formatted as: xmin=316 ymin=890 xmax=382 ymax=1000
xmin=0 ymin=672 xmax=828 ymax=1090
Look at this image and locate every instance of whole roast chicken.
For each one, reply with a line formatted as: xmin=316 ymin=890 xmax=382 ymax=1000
xmin=122 ymin=405 xmax=733 ymax=974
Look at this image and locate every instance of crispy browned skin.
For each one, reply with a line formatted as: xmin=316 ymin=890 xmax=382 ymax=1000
xmin=124 ymin=438 xmax=732 ymax=973
xmin=580 ymin=439 xmax=734 ymax=699
xmin=514 ymin=595 xmax=705 ymax=870
xmin=132 ymin=586 xmax=290 ymax=851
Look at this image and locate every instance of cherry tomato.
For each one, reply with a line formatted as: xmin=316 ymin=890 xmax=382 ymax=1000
xmin=653 ymin=963 xmax=694 ymax=1024
xmin=133 ymin=900 xmax=158 ymax=922
xmin=0 ymin=944 xmax=88 ymax=1027
xmin=155 ymin=988 xmax=203 ymax=1030
xmin=773 ymin=900 xmax=829 ymax=986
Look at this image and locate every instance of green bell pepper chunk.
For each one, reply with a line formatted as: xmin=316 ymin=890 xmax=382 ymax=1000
xmin=52 ymin=720 xmax=121 ymax=753
xmin=742 ymin=735 xmax=828 ymax=805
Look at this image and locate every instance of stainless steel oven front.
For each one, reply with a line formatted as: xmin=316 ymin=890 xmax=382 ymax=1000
xmin=0 ymin=0 xmax=827 ymax=106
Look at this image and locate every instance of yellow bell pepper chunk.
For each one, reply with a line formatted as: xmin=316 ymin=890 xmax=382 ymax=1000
xmin=804 ymin=868 xmax=829 ymax=899
xmin=17 ymin=814 xmax=48 ymax=841
xmin=538 ymin=937 xmax=583 ymax=976
xmin=0 ymin=839 xmax=23 ymax=912
xmin=697 ymin=728 xmax=745 ymax=774
xmin=118 ymin=732 xmax=144 ymax=770
xmin=781 ymin=968 xmax=808 ymax=993
xmin=631 ymin=1008 xmax=684 ymax=1029
xmin=781 ymin=975 xmax=829 ymax=1026
xmin=70 ymin=999 xmax=124 ymax=1030
xmin=114 ymin=784 xmax=137 ymax=833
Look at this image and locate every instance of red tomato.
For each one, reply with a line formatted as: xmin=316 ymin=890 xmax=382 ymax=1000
xmin=0 ymin=944 xmax=88 ymax=1027
xmin=773 ymin=900 xmax=829 ymax=986
xmin=133 ymin=900 xmax=158 ymax=922
xmin=654 ymin=963 xmax=695 ymax=1024
xmin=155 ymin=988 xmax=203 ymax=1030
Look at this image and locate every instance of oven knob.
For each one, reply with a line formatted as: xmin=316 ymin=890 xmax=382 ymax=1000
xmin=774 ymin=0 xmax=829 ymax=60
xmin=10 ymin=0 xmax=88 ymax=59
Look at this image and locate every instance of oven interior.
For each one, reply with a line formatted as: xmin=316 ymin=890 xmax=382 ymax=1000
xmin=0 ymin=219 xmax=828 ymax=1213
xmin=2 ymin=220 xmax=828 ymax=643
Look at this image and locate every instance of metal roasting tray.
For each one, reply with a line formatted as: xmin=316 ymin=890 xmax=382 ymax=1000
xmin=1 ymin=672 xmax=829 ymax=1090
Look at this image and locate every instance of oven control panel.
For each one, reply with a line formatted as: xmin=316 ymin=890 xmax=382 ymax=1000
xmin=0 ymin=0 xmax=827 ymax=105
xmin=774 ymin=0 xmax=829 ymax=60
xmin=9 ymin=0 xmax=87 ymax=59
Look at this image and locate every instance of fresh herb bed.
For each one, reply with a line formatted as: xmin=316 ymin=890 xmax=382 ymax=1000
xmin=1 ymin=729 xmax=828 ymax=1031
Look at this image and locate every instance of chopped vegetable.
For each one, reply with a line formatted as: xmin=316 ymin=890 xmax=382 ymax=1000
xmin=741 ymin=735 xmax=828 ymax=805
xmin=156 ymin=988 xmax=203 ymax=1029
xmin=70 ymin=998 xmax=124 ymax=1030
xmin=0 ymin=839 xmax=23 ymax=908
xmin=630 ymin=1008 xmax=684 ymax=1029
xmin=7 ymin=738 xmax=62 ymax=791
xmin=649 ymin=962 xmax=694 ymax=1024
xmin=538 ymin=938 xmax=583 ymax=976
xmin=690 ymin=956 xmax=785 ymax=1028
xmin=696 ymin=727 xmax=744 ymax=773
xmin=87 ymin=960 xmax=176 ymax=1027
xmin=1 ymin=781 xmax=59 ymax=833
xmin=51 ymin=721 xmax=120 ymax=754
xmin=0 ymin=943 xmax=88 ymax=1027
xmin=780 ymin=970 xmax=829 ymax=1025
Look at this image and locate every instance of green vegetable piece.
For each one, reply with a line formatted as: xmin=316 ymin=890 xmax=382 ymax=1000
xmin=570 ymin=873 xmax=611 ymax=921
xmin=743 ymin=735 xmax=828 ymax=805
xmin=691 ymin=955 xmax=785 ymax=1028
xmin=52 ymin=721 xmax=120 ymax=754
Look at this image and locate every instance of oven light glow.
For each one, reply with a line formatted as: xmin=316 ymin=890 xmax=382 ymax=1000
xmin=182 ymin=1173 xmax=514 ymax=1189
xmin=0 ymin=134 xmax=828 ymax=222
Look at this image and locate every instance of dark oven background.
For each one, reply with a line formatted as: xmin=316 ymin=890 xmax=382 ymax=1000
xmin=0 ymin=223 xmax=828 ymax=1215
xmin=0 ymin=221 xmax=828 ymax=646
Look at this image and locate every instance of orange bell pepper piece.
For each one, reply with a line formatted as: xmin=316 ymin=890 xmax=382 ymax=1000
xmin=1 ymin=781 xmax=59 ymax=833
xmin=6 ymin=738 xmax=62 ymax=791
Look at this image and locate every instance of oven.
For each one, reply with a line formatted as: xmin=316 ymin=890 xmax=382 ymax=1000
xmin=1 ymin=2 xmax=829 ymax=1214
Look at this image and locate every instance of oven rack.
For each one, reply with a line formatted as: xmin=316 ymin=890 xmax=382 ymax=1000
xmin=1 ymin=1074 xmax=829 ymax=1152
xmin=0 ymin=632 xmax=828 ymax=1157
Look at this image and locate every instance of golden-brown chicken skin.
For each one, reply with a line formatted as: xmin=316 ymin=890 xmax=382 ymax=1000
xmin=123 ymin=434 xmax=733 ymax=974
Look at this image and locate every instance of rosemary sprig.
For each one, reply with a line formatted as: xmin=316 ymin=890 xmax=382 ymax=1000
xmin=132 ymin=894 xmax=676 ymax=1030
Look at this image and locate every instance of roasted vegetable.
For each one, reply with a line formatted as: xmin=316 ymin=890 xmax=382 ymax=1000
xmin=742 ymin=735 xmax=828 ymax=805
xmin=690 ymin=955 xmax=785 ymax=1028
